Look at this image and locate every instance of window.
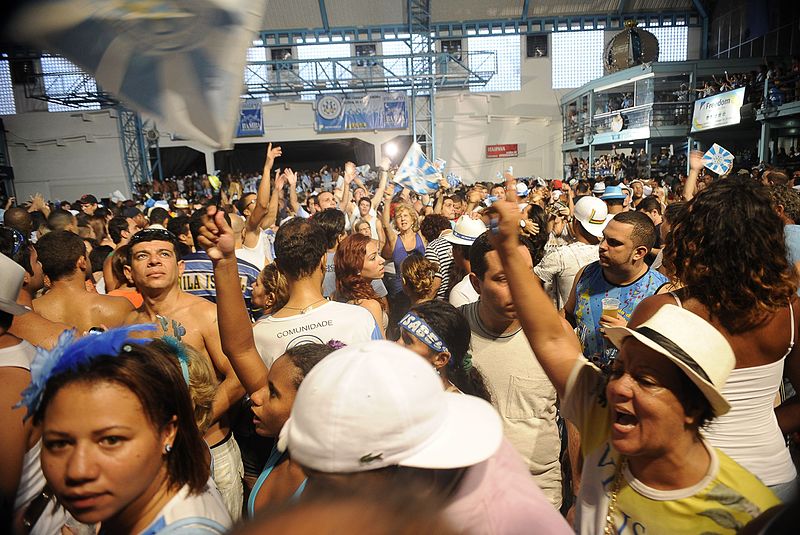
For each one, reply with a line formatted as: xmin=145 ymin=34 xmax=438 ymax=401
xmin=382 ymin=39 xmax=412 ymax=81
xmin=296 ymin=43 xmax=351 ymax=100
xmin=40 ymin=55 xmax=100 ymax=112
xmin=467 ymin=35 xmax=521 ymax=92
xmin=551 ymin=30 xmax=604 ymax=89
xmin=243 ymin=46 xmax=269 ymax=101
xmin=648 ymin=26 xmax=688 ymax=62
xmin=0 ymin=60 xmax=15 ymax=115
xmin=526 ymin=34 xmax=549 ymax=58
xmin=355 ymin=44 xmax=377 ymax=67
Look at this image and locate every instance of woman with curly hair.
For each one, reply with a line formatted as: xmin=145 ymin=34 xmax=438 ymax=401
xmin=400 ymin=253 xmax=439 ymax=305
xmin=335 ymin=233 xmax=387 ymax=336
xmin=629 ymin=175 xmax=799 ymax=501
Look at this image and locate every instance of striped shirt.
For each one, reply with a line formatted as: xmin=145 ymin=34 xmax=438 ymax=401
xmin=425 ymin=237 xmax=454 ymax=300
xmin=180 ymin=251 xmax=260 ymax=314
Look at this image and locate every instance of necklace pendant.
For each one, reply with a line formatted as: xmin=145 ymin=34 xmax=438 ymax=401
xmin=301 ymin=305 xmax=313 ymax=314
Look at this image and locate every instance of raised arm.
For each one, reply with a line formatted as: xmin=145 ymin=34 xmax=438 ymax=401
xmin=371 ymin=157 xmax=391 ymax=210
xmin=489 ymin=181 xmax=583 ymax=399
xmin=683 ymin=150 xmax=704 ymax=202
xmin=197 ymin=206 xmax=268 ymax=396
xmin=341 ymin=162 xmax=356 ymax=211
xmin=380 ymin=189 xmax=397 ymax=259
xmin=248 ymin=143 xmax=281 ymax=237
xmin=283 ymin=169 xmax=300 ymax=216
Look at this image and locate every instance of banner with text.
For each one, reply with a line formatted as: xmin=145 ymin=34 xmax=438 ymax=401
xmin=486 ymin=144 xmax=519 ymax=159
xmin=690 ymin=88 xmax=746 ymax=133
xmin=236 ymin=99 xmax=264 ymax=137
xmin=315 ymin=92 xmax=408 ymax=132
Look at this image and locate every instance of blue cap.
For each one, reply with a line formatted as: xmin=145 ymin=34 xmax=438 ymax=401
xmin=601 ymin=185 xmax=627 ymax=201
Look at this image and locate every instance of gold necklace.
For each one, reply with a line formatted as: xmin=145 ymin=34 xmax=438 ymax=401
xmin=604 ymin=456 xmax=627 ymax=535
xmin=282 ymin=297 xmax=328 ymax=314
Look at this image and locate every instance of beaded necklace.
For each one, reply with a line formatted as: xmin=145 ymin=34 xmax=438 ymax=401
xmin=604 ymin=457 xmax=627 ymax=535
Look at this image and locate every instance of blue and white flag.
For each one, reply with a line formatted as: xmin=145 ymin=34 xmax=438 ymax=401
xmin=10 ymin=0 xmax=266 ymax=148
xmin=393 ymin=143 xmax=442 ymax=195
xmin=702 ymin=143 xmax=734 ymax=175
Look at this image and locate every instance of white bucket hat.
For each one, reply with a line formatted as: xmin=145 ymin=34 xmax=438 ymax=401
xmin=592 ymin=182 xmax=606 ymax=195
xmin=573 ymin=196 xmax=610 ymax=238
xmin=444 ymin=216 xmax=487 ymax=246
xmin=606 ymin=305 xmax=735 ymax=416
xmin=279 ymin=340 xmax=503 ymax=473
xmin=0 ymin=253 xmax=30 ymax=315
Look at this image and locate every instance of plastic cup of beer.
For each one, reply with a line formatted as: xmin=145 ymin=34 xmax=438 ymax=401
xmin=601 ymin=297 xmax=620 ymax=318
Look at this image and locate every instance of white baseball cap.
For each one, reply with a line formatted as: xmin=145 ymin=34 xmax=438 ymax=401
xmin=444 ymin=216 xmax=487 ymax=246
xmin=606 ymin=305 xmax=735 ymax=416
xmin=573 ymin=196 xmax=610 ymax=238
xmin=279 ymin=340 xmax=503 ymax=473
xmin=515 ymin=182 xmax=529 ymax=198
xmin=0 ymin=253 xmax=30 ymax=315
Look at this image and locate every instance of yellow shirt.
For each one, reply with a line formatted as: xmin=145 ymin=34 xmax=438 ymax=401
xmin=563 ymin=356 xmax=780 ymax=535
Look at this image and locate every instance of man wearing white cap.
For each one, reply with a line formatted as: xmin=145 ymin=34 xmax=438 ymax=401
xmin=534 ymin=196 xmax=607 ymax=309
xmin=445 ymin=216 xmax=487 ymax=307
xmin=280 ymin=341 xmax=571 ymax=534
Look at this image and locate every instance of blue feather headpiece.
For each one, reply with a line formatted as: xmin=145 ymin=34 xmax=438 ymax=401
xmin=16 ymin=324 xmax=157 ymax=420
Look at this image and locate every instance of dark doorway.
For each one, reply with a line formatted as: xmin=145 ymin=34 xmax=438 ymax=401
xmin=213 ymin=138 xmax=375 ymax=175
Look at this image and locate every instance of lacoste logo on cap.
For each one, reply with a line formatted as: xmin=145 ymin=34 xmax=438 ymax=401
xmin=359 ymin=452 xmax=384 ymax=464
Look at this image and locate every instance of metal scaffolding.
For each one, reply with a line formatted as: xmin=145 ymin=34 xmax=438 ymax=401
xmin=24 ymin=70 xmax=116 ymax=108
xmin=242 ymin=51 xmax=496 ymax=96
xmin=407 ymin=0 xmax=435 ymax=160
xmin=117 ymin=108 xmax=150 ymax=191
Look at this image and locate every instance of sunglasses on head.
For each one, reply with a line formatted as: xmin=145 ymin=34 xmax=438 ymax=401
xmin=1 ymin=226 xmax=26 ymax=256
xmin=129 ymin=228 xmax=178 ymax=247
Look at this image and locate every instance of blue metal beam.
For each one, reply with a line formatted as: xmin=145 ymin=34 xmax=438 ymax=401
xmin=691 ymin=0 xmax=709 ymax=59
xmin=521 ymin=0 xmax=530 ymax=21
xmin=617 ymin=0 xmax=628 ymax=14
xmin=318 ymin=0 xmax=329 ymax=32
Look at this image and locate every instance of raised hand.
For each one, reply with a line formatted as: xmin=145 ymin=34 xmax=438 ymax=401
xmin=344 ymin=161 xmax=356 ymax=180
xmin=266 ymin=142 xmax=282 ymax=166
xmin=197 ymin=206 xmax=236 ymax=262
xmin=689 ymin=150 xmax=705 ymax=172
xmin=379 ymin=156 xmax=392 ymax=170
xmin=283 ymin=168 xmax=298 ymax=187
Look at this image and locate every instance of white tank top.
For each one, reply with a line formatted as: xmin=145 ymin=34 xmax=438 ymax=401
xmin=670 ymin=293 xmax=797 ymax=485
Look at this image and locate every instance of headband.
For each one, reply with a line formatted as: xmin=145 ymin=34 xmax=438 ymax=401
xmin=16 ymin=324 xmax=156 ymax=420
xmin=398 ymin=312 xmax=449 ymax=354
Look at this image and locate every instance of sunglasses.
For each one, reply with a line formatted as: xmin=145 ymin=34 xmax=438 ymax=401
xmin=1 ymin=226 xmax=26 ymax=256
xmin=128 ymin=227 xmax=179 ymax=247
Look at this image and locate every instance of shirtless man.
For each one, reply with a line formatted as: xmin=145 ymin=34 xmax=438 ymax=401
xmin=0 ymin=226 xmax=70 ymax=349
xmin=123 ymin=227 xmax=245 ymax=520
xmin=32 ymin=230 xmax=133 ymax=332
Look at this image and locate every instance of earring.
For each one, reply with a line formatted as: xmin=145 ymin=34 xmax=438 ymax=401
xmin=164 ymin=444 xmax=172 ymax=454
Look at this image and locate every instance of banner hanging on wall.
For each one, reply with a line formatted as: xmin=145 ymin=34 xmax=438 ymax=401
xmin=315 ymin=92 xmax=408 ymax=132
xmin=690 ymin=87 xmax=746 ymax=133
xmin=236 ymin=99 xmax=264 ymax=137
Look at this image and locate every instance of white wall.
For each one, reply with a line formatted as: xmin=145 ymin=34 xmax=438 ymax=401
xmin=4 ymin=109 xmax=129 ymax=202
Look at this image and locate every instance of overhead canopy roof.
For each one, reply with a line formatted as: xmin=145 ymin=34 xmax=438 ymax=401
xmin=261 ymin=0 xmax=700 ymax=31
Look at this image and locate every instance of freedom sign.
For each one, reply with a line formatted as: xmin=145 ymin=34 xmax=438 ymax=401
xmin=691 ymin=88 xmax=746 ymax=133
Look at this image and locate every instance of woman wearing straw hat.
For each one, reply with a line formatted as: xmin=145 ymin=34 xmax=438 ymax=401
xmin=487 ymin=192 xmax=779 ymax=534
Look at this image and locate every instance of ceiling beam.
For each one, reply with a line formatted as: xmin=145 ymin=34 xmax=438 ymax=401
xmin=318 ymin=0 xmax=329 ymax=31
xmin=521 ymin=0 xmax=530 ymax=21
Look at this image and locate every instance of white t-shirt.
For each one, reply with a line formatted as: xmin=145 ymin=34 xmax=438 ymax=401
xmin=137 ymin=481 xmax=231 ymax=534
xmin=235 ymin=238 xmax=267 ymax=270
xmin=448 ymin=274 xmax=479 ymax=307
xmin=253 ymin=301 xmax=382 ymax=367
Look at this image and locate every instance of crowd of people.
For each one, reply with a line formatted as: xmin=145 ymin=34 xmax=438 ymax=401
xmin=0 ymin=142 xmax=798 ymax=534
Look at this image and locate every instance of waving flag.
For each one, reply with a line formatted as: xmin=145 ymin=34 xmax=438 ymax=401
xmin=393 ymin=143 xmax=442 ymax=195
xmin=9 ymin=0 xmax=266 ymax=148
xmin=702 ymin=143 xmax=735 ymax=175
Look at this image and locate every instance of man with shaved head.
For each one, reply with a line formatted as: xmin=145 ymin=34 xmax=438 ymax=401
xmin=4 ymin=207 xmax=33 ymax=237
